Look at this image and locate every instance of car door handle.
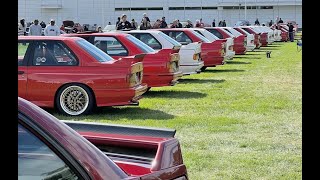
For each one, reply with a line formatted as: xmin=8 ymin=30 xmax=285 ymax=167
xmin=18 ymin=71 xmax=24 ymax=75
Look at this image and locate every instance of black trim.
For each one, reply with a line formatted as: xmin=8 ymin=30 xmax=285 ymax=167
xmin=62 ymin=120 xmax=176 ymax=138
xmin=18 ymin=112 xmax=91 ymax=180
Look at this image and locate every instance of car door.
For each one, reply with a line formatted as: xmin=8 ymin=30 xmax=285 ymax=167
xmin=26 ymin=40 xmax=79 ymax=107
xmin=92 ymin=36 xmax=129 ymax=60
xmin=18 ymin=40 xmax=32 ymax=99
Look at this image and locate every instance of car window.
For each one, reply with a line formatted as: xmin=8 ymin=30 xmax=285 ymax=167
xmin=130 ymin=33 xmax=162 ymax=50
xmin=166 ymin=31 xmax=193 ymax=44
xmin=207 ymin=29 xmax=224 ymax=39
xmin=76 ymin=39 xmax=113 ymax=62
xmin=94 ymin=36 xmax=128 ymax=56
xmin=18 ymin=123 xmax=79 ymax=180
xmin=18 ymin=41 xmax=31 ymax=66
xmin=190 ymin=30 xmax=211 ymax=43
xmin=126 ymin=35 xmax=156 ymax=53
xmin=158 ymin=32 xmax=182 ymax=46
xmin=32 ymin=41 xmax=78 ymax=66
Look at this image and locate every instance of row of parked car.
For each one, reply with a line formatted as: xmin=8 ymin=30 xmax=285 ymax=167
xmin=18 ymin=25 xmax=290 ymax=179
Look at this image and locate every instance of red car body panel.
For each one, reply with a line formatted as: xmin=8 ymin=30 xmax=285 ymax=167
xmin=241 ymin=27 xmax=268 ymax=47
xmin=18 ymin=97 xmax=188 ymax=179
xmin=63 ymin=33 xmax=182 ymax=88
xmin=205 ymin=27 xmax=246 ymax=55
xmin=18 ymin=36 xmax=147 ymax=109
xmin=157 ymin=28 xmax=225 ymax=67
xmin=239 ymin=27 xmax=262 ymax=48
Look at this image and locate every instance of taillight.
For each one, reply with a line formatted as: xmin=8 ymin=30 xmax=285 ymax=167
xmin=193 ymin=53 xmax=199 ymax=60
xmin=128 ymin=63 xmax=143 ymax=87
xmin=229 ymin=45 xmax=233 ymax=51
xmin=168 ymin=54 xmax=180 ymax=72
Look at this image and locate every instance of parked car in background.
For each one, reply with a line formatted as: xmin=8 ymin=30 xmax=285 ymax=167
xmin=189 ymin=28 xmax=235 ymax=60
xmin=204 ymin=27 xmax=246 ymax=55
xmin=239 ymin=26 xmax=262 ymax=48
xmin=125 ymin=30 xmax=204 ymax=75
xmin=241 ymin=26 xmax=269 ymax=47
xmin=63 ymin=20 xmax=84 ymax=33
xmin=18 ymin=36 xmax=147 ymax=116
xmin=18 ymin=97 xmax=189 ymax=180
xmin=235 ymin=20 xmax=251 ymax=26
xmin=103 ymin=25 xmax=117 ymax=32
xmin=233 ymin=27 xmax=256 ymax=51
xmin=64 ymin=32 xmax=183 ymax=89
xmin=250 ymin=26 xmax=274 ymax=45
xmin=157 ymin=28 xmax=226 ymax=71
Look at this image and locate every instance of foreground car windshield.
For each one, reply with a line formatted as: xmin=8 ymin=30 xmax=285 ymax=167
xmin=126 ymin=35 xmax=156 ymax=53
xmin=190 ymin=31 xmax=211 ymax=43
xmin=158 ymin=32 xmax=182 ymax=46
xmin=76 ymin=39 xmax=113 ymax=62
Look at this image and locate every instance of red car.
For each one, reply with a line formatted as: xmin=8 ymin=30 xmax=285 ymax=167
xmin=18 ymin=36 xmax=148 ymax=116
xmin=156 ymin=28 xmax=226 ymax=71
xmin=234 ymin=27 xmax=262 ymax=49
xmin=18 ymin=97 xmax=188 ymax=179
xmin=63 ymin=33 xmax=182 ymax=88
xmin=238 ymin=26 xmax=263 ymax=48
xmin=204 ymin=27 xmax=247 ymax=55
xmin=241 ymin=26 xmax=269 ymax=47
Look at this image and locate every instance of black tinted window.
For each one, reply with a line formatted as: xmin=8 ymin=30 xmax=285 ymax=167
xmin=94 ymin=36 xmax=128 ymax=56
xmin=130 ymin=33 xmax=162 ymax=50
xmin=207 ymin=29 xmax=223 ymax=39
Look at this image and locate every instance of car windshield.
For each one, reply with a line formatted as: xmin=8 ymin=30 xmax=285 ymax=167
xmin=76 ymin=39 xmax=113 ymax=62
xmin=190 ymin=30 xmax=211 ymax=42
xmin=126 ymin=35 xmax=155 ymax=53
xmin=158 ymin=32 xmax=182 ymax=46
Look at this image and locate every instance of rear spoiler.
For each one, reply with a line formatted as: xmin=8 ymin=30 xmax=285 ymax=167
xmin=62 ymin=120 xmax=176 ymax=138
xmin=116 ymin=53 xmax=146 ymax=65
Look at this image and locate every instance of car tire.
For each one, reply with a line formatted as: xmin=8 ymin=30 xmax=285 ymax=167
xmin=56 ymin=84 xmax=94 ymax=116
xmin=200 ymin=66 xmax=207 ymax=72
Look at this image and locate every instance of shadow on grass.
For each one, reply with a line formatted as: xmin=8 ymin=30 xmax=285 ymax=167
xmin=226 ymin=61 xmax=252 ymax=64
xmin=205 ymin=69 xmax=245 ymax=73
xmin=255 ymin=48 xmax=280 ymax=51
xmin=233 ymin=56 xmax=261 ymax=60
xmin=144 ymin=90 xmax=207 ymax=99
xmin=54 ymin=107 xmax=175 ymax=120
xmin=179 ymin=79 xmax=225 ymax=84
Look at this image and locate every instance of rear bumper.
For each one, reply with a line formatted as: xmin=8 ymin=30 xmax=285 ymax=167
xmin=225 ymin=51 xmax=235 ymax=60
xmin=143 ymin=71 xmax=183 ymax=87
xmin=180 ymin=61 xmax=204 ymax=75
xmin=246 ymin=44 xmax=256 ymax=51
xmin=202 ymin=56 xmax=225 ymax=67
xmin=95 ymin=84 xmax=148 ymax=107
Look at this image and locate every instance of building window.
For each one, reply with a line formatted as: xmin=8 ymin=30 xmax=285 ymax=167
xmin=131 ymin=8 xmax=147 ymax=11
xmin=260 ymin=6 xmax=273 ymax=9
xmin=185 ymin=7 xmax=201 ymax=10
xmin=147 ymin=7 xmax=163 ymax=10
xmin=202 ymin=7 xmax=218 ymax=10
xmin=115 ymin=7 xmax=163 ymax=11
xmin=169 ymin=7 xmax=185 ymax=10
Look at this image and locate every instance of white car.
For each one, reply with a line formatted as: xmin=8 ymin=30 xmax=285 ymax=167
xmin=232 ymin=27 xmax=256 ymax=51
xmin=250 ymin=26 xmax=274 ymax=44
xmin=103 ymin=25 xmax=116 ymax=32
xmin=222 ymin=27 xmax=255 ymax=52
xmin=123 ymin=30 xmax=204 ymax=75
xmin=189 ymin=28 xmax=235 ymax=60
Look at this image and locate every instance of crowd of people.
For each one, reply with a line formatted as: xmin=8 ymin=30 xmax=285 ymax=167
xmin=18 ymin=13 xmax=296 ymax=42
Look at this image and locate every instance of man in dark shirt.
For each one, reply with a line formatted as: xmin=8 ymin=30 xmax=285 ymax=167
xmin=254 ymin=18 xmax=260 ymax=25
xmin=278 ymin=18 xmax=284 ymax=23
xmin=160 ymin=17 xmax=168 ymax=28
xmin=177 ymin=20 xmax=183 ymax=28
xmin=212 ymin=19 xmax=215 ymax=27
xmin=288 ymin=23 xmax=294 ymax=42
xmin=185 ymin=19 xmax=193 ymax=28
xmin=116 ymin=14 xmax=132 ymax=30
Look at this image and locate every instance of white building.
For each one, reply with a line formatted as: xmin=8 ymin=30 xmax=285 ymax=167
xmin=18 ymin=0 xmax=302 ymax=28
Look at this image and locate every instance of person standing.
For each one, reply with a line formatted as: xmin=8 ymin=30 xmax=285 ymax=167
xmin=222 ymin=20 xmax=226 ymax=27
xmin=278 ymin=18 xmax=284 ymax=23
xmin=29 ymin=19 xmax=42 ymax=36
xmin=177 ymin=20 xmax=182 ymax=28
xmin=116 ymin=14 xmax=132 ymax=30
xmin=199 ymin=18 xmax=204 ymax=27
xmin=18 ymin=18 xmax=26 ymax=36
xmin=195 ymin=20 xmax=201 ymax=27
xmin=44 ymin=19 xmax=60 ymax=36
xmin=141 ymin=13 xmax=150 ymax=23
xmin=96 ymin=26 xmax=103 ymax=33
xmin=140 ymin=17 xmax=151 ymax=30
xmin=185 ymin=19 xmax=193 ymax=28
xmin=288 ymin=23 xmax=294 ymax=42
xmin=212 ymin=19 xmax=216 ymax=27
xmin=269 ymin=20 xmax=273 ymax=27
xmin=171 ymin=20 xmax=179 ymax=28
xmin=116 ymin=17 xmax=120 ymax=26
xmin=254 ymin=18 xmax=260 ymax=25
xmin=152 ymin=19 xmax=161 ymax=29
xmin=160 ymin=17 xmax=168 ymax=28
xmin=108 ymin=22 xmax=111 ymax=25
xmin=131 ymin=19 xmax=138 ymax=30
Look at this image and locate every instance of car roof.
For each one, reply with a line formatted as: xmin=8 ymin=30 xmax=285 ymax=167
xmin=18 ymin=97 xmax=128 ymax=179
xmin=125 ymin=30 xmax=161 ymax=34
xmin=64 ymin=32 xmax=129 ymax=37
xmin=154 ymin=28 xmax=190 ymax=31
xmin=18 ymin=36 xmax=81 ymax=41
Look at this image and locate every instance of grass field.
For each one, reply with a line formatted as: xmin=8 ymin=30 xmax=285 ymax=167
xmin=56 ymin=41 xmax=302 ymax=179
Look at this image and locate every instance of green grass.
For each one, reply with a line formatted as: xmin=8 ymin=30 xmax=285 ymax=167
xmin=55 ymin=42 xmax=302 ymax=179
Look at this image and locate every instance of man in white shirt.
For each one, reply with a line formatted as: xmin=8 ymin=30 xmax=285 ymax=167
xmin=44 ymin=19 xmax=60 ymax=36
xmin=29 ymin=19 xmax=42 ymax=36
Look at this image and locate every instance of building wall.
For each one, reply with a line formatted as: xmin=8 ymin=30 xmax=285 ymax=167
xmin=18 ymin=0 xmax=302 ymax=28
